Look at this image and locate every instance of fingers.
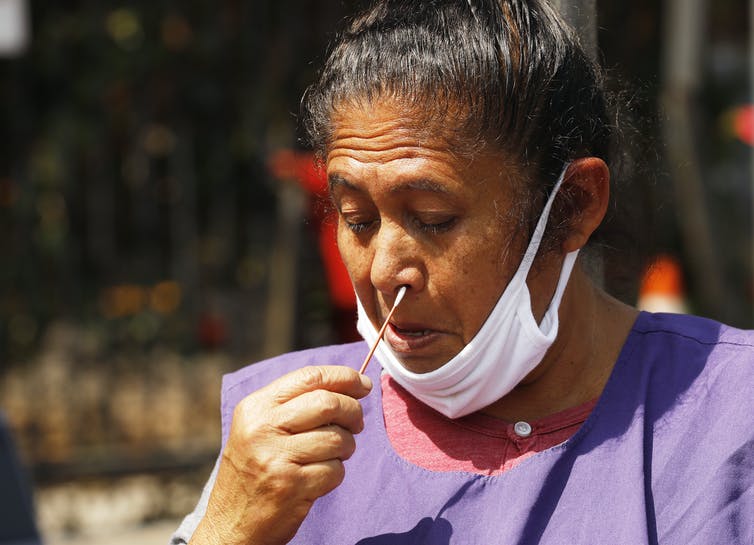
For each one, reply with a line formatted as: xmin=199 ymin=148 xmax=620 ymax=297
xmin=297 ymin=459 xmax=347 ymax=500
xmin=261 ymin=365 xmax=372 ymax=405
xmin=201 ymin=365 xmax=371 ymax=545
xmin=276 ymin=389 xmax=365 ymax=434
xmin=233 ymin=365 xmax=371 ymax=437
xmin=284 ymin=424 xmax=357 ymax=464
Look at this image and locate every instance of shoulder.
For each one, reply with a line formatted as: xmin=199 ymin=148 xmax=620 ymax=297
xmin=624 ymin=314 xmax=754 ymax=539
xmin=606 ymin=312 xmax=754 ymax=440
xmin=620 ymin=311 xmax=754 ymax=429
xmin=219 ymin=342 xmax=369 ymax=445
xmin=629 ymin=311 xmax=754 ymax=365
xmin=631 ymin=311 xmax=745 ymax=342
xmin=625 ymin=312 xmax=754 ymax=389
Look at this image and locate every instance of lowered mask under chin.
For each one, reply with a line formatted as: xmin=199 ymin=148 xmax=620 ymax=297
xmin=355 ymin=165 xmax=578 ymax=418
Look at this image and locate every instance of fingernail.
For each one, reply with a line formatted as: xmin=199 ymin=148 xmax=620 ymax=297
xmin=360 ymin=374 xmax=373 ymax=390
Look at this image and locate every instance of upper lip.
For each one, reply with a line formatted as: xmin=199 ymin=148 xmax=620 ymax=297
xmin=388 ymin=318 xmax=437 ymax=332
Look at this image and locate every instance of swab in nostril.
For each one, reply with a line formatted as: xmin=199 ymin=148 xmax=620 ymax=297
xmin=393 ymin=285 xmax=407 ymax=307
xmin=359 ymin=286 xmax=407 ymax=374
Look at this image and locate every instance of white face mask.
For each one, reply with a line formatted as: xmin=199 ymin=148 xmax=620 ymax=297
xmin=356 ymin=165 xmax=578 ymax=419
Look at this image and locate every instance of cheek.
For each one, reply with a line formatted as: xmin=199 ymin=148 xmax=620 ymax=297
xmin=439 ymin=236 xmax=510 ymax=328
xmin=444 ymin=231 xmax=505 ymax=282
xmin=336 ymin=225 xmax=371 ymax=286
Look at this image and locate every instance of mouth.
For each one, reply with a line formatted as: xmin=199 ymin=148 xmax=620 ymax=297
xmin=391 ymin=324 xmax=433 ymax=337
xmin=384 ymin=321 xmax=442 ymax=353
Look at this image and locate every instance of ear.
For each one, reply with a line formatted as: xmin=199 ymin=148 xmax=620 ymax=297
xmin=560 ymin=157 xmax=610 ymax=252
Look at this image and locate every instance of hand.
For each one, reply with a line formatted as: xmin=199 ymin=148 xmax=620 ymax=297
xmin=189 ymin=365 xmax=372 ymax=545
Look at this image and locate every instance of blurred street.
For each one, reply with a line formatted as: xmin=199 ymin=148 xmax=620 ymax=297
xmin=30 ymin=459 xmax=213 ymax=545
xmin=45 ymin=519 xmax=180 ymax=545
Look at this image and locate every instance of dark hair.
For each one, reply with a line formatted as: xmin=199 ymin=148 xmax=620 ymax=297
xmin=303 ymin=0 xmax=647 ymax=294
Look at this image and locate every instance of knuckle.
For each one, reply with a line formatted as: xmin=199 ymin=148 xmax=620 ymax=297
xmin=303 ymin=462 xmax=345 ymax=501
xmin=319 ymin=426 xmax=355 ymax=459
xmin=350 ymin=398 xmax=364 ymax=420
xmin=326 ymin=461 xmax=346 ymax=490
xmin=233 ymin=394 xmax=256 ymax=422
xmin=322 ymin=426 xmax=345 ymax=447
xmin=340 ymin=397 xmax=364 ymax=432
xmin=299 ymin=366 xmax=326 ymax=389
xmin=227 ymin=409 xmax=282 ymax=453
xmin=229 ymin=409 xmax=256 ymax=444
xmin=340 ymin=433 xmax=357 ymax=460
xmin=232 ymin=393 xmax=275 ymax=430
xmin=313 ymin=390 xmax=340 ymax=418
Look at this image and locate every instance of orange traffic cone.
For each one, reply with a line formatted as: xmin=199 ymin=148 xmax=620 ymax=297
xmin=637 ymin=254 xmax=689 ymax=314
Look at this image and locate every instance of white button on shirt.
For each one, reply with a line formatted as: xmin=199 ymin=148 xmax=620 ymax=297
xmin=513 ymin=421 xmax=532 ymax=438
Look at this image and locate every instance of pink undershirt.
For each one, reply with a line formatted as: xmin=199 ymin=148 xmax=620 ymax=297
xmin=381 ymin=373 xmax=597 ymax=476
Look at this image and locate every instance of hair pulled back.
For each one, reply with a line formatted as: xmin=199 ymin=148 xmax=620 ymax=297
xmin=304 ymin=0 xmax=611 ymax=193
xmin=303 ymin=0 xmax=647 ymax=293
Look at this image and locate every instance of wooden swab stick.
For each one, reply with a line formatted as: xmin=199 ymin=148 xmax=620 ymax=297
xmin=359 ymin=286 xmax=407 ymax=374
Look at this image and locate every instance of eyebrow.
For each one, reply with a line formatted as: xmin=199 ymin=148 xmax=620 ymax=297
xmin=328 ymin=174 xmax=451 ymax=195
xmin=328 ymin=174 xmax=358 ymax=193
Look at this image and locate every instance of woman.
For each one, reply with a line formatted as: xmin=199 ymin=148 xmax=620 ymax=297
xmin=173 ymin=1 xmax=754 ymax=543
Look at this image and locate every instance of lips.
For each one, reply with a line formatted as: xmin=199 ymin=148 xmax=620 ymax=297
xmin=392 ymin=324 xmax=432 ymax=337
xmin=384 ymin=321 xmax=442 ymax=353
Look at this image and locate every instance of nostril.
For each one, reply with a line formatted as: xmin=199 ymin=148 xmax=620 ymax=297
xmin=395 ymin=285 xmax=409 ymax=303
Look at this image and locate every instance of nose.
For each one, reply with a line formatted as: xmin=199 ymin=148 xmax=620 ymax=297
xmin=369 ymin=221 xmax=425 ymax=297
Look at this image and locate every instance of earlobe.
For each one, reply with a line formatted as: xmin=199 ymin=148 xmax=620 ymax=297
xmin=561 ymin=157 xmax=610 ymax=252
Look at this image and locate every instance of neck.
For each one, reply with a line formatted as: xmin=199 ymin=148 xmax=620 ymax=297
xmin=481 ymin=264 xmax=639 ymax=422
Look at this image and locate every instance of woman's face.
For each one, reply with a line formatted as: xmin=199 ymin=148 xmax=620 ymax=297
xmin=327 ymin=102 xmax=538 ymax=374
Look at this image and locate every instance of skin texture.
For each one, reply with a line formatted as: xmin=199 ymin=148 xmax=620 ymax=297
xmin=328 ymin=114 xmax=524 ymax=374
xmin=189 ymin=101 xmax=639 ymax=544
xmin=327 ymin=101 xmax=638 ymax=420
xmin=190 ymin=366 xmax=372 ymax=545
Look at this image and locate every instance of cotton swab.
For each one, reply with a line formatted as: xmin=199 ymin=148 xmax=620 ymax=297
xmin=359 ymin=286 xmax=407 ymax=374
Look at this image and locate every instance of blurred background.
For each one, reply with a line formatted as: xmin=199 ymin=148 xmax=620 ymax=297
xmin=0 ymin=0 xmax=751 ymax=543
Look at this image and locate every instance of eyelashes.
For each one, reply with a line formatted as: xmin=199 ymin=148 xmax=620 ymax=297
xmin=345 ymin=220 xmax=373 ymax=234
xmin=344 ymin=216 xmax=457 ymax=235
xmin=414 ymin=217 xmax=457 ymax=234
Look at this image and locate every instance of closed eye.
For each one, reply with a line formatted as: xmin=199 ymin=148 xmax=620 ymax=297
xmin=344 ymin=217 xmax=379 ymax=234
xmin=414 ymin=216 xmax=457 ymax=235
xmin=345 ymin=217 xmax=456 ymax=235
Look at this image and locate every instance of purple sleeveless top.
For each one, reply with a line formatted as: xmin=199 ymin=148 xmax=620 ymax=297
xmin=220 ymin=312 xmax=754 ymax=544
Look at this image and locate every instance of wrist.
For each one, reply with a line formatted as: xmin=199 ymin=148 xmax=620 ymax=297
xmin=188 ymin=513 xmax=254 ymax=545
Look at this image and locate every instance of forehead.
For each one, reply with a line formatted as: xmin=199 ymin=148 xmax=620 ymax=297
xmin=328 ymin=101 xmax=448 ymax=154
xmin=326 ymin=100 xmax=520 ymax=194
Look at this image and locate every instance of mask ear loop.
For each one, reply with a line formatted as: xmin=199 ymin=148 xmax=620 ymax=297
xmin=512 ymin=163 xmax=571 ymax=283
